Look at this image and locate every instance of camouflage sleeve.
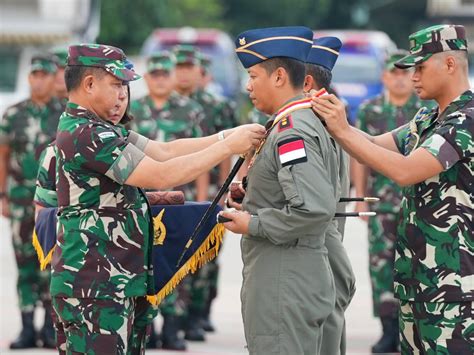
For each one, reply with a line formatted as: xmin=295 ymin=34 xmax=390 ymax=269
xmin=34 ymin=144 xmax=57 ymax=207
xmin=0 ymin=109 xmax=13 ymax=145
xmin=420 ymin=113 xmax=473 ymax=170
xmin=77 ymin=124 xmax=146 ymax=185
xmin=128 ymin=130 xmax=150 ymax=151
xmin=391 ymin=123 xmax=410 ymax=155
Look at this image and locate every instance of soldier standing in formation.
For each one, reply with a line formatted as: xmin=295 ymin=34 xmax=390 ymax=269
xmin=0 ymin=54 xmax=63 ymax=349
xmin=312 ymin=24 xmax=473 ymax=353
xmin=353 ymin=50 xmax=434 ymax=353
xmin=130 ymin=50 xmax=205 ymax=350
xmin=304 ymin=36 xmax=356 ymax=355
xmin=222 ymin=26 xmax=340 ymax=354
xmin=49 ymin=43 xmax=263 ymax=354
xmin=172 ymin=44 xmax=237 ymax=340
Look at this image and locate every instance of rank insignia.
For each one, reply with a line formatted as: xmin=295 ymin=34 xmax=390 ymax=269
xmin=239 ymin=37 xmax=246 ymax=46
xmin=278 ymin=115 xmax=293 ymax=132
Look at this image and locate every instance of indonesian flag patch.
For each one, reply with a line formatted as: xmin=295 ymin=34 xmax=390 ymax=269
xmin=277 ymin=137 xmax=307 ymax=166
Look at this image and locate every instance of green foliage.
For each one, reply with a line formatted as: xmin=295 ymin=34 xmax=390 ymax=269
xmin=97 ymin=0 xmax=429 ymax=53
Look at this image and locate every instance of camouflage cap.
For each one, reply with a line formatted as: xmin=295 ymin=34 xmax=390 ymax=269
xmin=146 ymin=51 xmax=175 ymax=73
xmin=67 ymin=44 xmax=141 ymax=81
xmin=172 ymin=44 xmax=200 ymax=65
xmin=384 ymin=50 xmax=409 ymax=71
xmin=395 ymin=24 xmax=468 ymax=69
xmin=30 ymin=54 xmax=58 ymax=74
xmin=197 ymin=52 xmax=211 ymax=70
xmin=51 ymin=48 xmax=68 ymax=68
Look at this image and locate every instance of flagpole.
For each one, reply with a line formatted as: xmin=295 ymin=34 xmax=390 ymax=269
xmin=175 ymin=155 xmax=246 ymax=268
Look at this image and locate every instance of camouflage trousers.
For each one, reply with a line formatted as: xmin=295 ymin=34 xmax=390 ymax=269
xmin=368 ymin=213 xmax=398 ymax=318
xmin=399 ymin=300 xmax=474 ymax=354
xmin=159 ymin=290 xmax=185 ymax=317
xmin=10 ymin=208 xmax=51 ymax=311
xmin=52 ymin=296 xmax=159 ymax=355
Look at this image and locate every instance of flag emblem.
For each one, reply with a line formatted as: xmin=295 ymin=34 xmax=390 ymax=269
xmin=277 ymin=137 xmax=307 ymax=166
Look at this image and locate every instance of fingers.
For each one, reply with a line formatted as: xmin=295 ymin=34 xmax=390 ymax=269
xmin=219 ymin=210 xmax=236 ymax=220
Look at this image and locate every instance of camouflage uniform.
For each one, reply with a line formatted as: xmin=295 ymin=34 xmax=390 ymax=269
xmin=391 ymin=91 xmax=474 ymax=354
xmin=357 ymin=93 xmax=431 ymax=318
xmin=130 ymin=52 xmax=204 ymax=326
xmin=189 ymin=88 xmax=237 ymax=324
xmin=130 ymin=92 xmax=205 ymax=202
xmin=1 ymin=96 xmax=63 ymax=311
xmin=51 ymin=45 xmax=158 ymax=355
xmin=35 ymin=142 xmax=57 ymax=208
xmin=390 ymin=25 xmax=474 ymax=353
xmin=172 ymin=45 xmax=238 ymax=336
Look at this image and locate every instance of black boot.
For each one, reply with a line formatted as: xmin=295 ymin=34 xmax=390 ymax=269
xmin=39 ymin=307 xmax=56 ymax=349
xmin=10 ymin=311 xmax=37 ymax=349
xmin=371 ymin=317 xmax=400 ymax=353
xmin=201 ymin=293 xmax=216 ymax=332
xmin=184 ymin=314 xmax=206 ymax=342
xmin=161 ymin=315 xmax=187 ymax=350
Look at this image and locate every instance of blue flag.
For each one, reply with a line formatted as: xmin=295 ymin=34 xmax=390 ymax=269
xmin=33 ymin=202 xmax=224 ymax=305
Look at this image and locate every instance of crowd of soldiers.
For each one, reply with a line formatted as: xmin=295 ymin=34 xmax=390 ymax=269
xmin=0 ymin=22 xmax=473 ymax=355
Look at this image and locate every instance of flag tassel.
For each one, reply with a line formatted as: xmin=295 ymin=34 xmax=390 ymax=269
xmin=147 ymin=223 xmax=225 ymax=305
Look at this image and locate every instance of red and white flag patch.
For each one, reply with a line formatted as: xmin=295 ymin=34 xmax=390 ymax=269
xmin=277 ymin=137 xmax=307 ymax=166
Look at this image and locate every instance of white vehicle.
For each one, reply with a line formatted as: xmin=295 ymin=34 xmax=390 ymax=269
xmin=0 ymin=0 xmax=100 ymax=115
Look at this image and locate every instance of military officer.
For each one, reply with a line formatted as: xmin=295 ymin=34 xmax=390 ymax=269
xmin=0 ymin=54 xmax=62 ymax=349
xmin=221 ymin=26 xmax=340 ymax=354
xmin=131 ymin=51 xmax=205 ymax=350
xmin=304 ymin=36 xmax=356 ymax=355
xmin=353 ymin=50 xmax=434 ymax=353
xmin=50 ymin=43 xmax=264 ymax=354
xmin=312 ymin=24 xmax=473 ymax=353
xmin=172 ymin=44 xmax=238 ymax=340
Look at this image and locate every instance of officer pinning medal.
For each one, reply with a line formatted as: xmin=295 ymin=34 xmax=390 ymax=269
xmin=2 ymin=5 xmax=473 ymax=354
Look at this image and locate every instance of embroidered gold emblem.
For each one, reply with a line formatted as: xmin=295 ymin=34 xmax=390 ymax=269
xmin=239 ymin=37 xmax=246 ymax=46
xmin=153 ymin=209 xmax=167 ymax=245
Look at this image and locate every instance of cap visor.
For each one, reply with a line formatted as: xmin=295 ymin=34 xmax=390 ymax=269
xmin=106 ymin=67 xmax=141 ymax=82
xmin=394 ymin=53 xmax=431 ymax=69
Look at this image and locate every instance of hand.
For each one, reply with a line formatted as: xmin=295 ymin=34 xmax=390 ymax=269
xmin=225 ymin=191 xmax=243 ymax=211
xmin=311 ymin=93 xmax=351 ymax=137
xmin=224 ymin=124 xmax=266 ymax=155
xmin=219 ymin=210 xmax=251 ymax=234
xmin=354 ymin=201 xmax=369 ymax=222
xmin=1 ymin=197 xmax=10 ymax=218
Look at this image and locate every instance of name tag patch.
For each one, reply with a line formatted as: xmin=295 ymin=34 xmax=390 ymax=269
xmin=98 ymin=131 xmax=116 ymax=140
xmin=278 ymin=137 xmax=307 ymax=166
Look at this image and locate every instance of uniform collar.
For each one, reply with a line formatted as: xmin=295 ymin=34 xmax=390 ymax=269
xmin=438 ymin=89 xmax=473 ymax=121
xmin=273 ymin=94 xmax=309 ymax=116
xmin=65 ymin=102 xmax=102 ymax=123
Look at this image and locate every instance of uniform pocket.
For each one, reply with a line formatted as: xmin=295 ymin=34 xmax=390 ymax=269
xmin=277 ymin=166 xmax=303 ymax=207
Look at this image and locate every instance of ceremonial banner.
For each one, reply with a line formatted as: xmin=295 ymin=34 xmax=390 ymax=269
xmin=32 ymin=202 xmax=224 ymax=305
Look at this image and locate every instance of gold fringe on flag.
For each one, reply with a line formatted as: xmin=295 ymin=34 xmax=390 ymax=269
xmin=32 ymin=230 xmax=55 ymax=271
xmin=147 ymin=223 xmax=225 ymax=306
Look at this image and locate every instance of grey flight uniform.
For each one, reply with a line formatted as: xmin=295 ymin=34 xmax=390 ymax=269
xmin=305 ymin=36 xmax=356 ymax=355
xmin=242 ymin=95 xmax=340 ymax=354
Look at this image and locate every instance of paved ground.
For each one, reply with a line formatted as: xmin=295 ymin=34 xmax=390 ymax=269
xmin=0 ymin=208 xmax=383 ymax=354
